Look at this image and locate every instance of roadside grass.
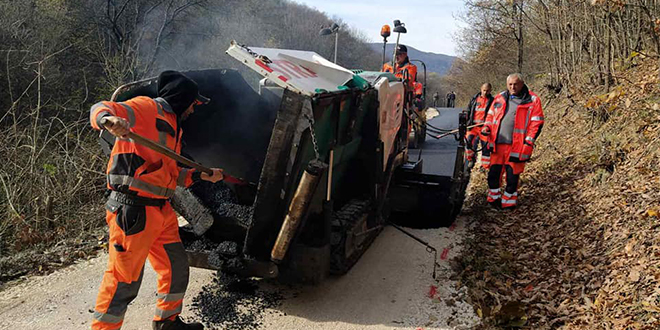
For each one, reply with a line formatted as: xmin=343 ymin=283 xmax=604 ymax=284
xmin=0 ymin=116 xmax=107 ymax=288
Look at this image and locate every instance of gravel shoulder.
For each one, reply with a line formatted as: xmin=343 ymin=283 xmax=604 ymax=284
xmin=0 ymin=218 xmax=478 ymax=330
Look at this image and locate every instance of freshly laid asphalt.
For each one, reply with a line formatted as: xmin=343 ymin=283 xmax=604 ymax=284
xmin=410 ymin=107 xmax=463 ymax=177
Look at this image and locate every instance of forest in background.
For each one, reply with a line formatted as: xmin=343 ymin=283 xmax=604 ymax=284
xmin=450 ymin=1 xmax=660 ymax=328
xmin=446 ymin=0 xmax=660 ymax=104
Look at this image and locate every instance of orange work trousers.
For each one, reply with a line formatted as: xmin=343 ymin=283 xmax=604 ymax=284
xmin=92 ymin=199 xmax=189 ymax=330
xmin=487 ymin=144 xmax=526 ymax=208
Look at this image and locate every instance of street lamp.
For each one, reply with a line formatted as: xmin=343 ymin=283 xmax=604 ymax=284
xmin=319 ymin=22 xmax=340 ymax=63
xmin=319 ymin=22 xmax=340 ymax=202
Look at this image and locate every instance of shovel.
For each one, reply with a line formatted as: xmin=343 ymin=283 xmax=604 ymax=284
xmin=100 ymin=117 xmax=250 ymax=185
xmin=434 ymin=123 xmax=485 ymax=139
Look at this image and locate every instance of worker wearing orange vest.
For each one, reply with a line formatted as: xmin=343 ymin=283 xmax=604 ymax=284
xmin=465 ymin=83 xmax=494 ymax=170
xmin=414 ymin=81 xmax=423 ymax=97
xmin=413 ymin=81 xmax=424 ymax=110
xmin=382 ymin=44 xmax=418 ymax=90
xmin=89 ymin=71 xmax=224 ymax=330
xmin=481 ymin=73 xmax=544 ymax=209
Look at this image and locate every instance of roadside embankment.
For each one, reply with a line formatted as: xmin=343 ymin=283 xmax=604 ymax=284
xmin=455 ymin=58 xmax=660 ymax=329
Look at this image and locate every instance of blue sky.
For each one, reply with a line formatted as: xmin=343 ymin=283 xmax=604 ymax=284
xmin=292 ymin=0 xmax=466 ymax=56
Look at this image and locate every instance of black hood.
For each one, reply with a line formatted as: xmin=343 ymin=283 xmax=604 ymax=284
xmin=157 ymin=71 xmax=205 ymax=116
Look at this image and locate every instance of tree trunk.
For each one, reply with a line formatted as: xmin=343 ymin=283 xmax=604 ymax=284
xmin=605 ymin=11 xmax=613 ymax=91
xmin=517 ymin=1 xmax=524 ymax=74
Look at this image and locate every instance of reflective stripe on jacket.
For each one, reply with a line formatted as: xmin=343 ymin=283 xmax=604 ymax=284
xmin=90 ymin=96 xmax=198 ymax=199
xmin=483 ymin=85 xmax=544 ymax=162
xmin=466 ymin=92 xmax=494 ymax=126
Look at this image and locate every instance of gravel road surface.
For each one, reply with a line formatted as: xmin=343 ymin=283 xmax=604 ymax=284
xmin=0 ymin=107 xmax=479 ymax=330
xmin=0 ymin=218 xmax=478 ymax=330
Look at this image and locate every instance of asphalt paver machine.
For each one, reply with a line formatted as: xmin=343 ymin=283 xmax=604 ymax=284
xmin=100 ymin=41 xmax=469 ymax=283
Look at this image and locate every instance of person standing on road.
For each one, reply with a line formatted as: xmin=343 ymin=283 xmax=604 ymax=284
xmin=481 ymin=73 xmax=544 ymax=209
xmin=464 ymin=83 xmax=494 ymax=170
xmin=89 ymin=70 xmax=224 ymax=330
xmin=449 ymin=91 xmax=456 ymax=107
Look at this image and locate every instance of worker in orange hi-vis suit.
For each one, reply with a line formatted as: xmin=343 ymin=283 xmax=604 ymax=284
xmin=381 ymin=44 xmax=418 ymax=90
xmin=89 ymin=71 xmax=224 ymax=330
xmin=413 ymin=81 xmax=424 ymax=109
xmin=481 ymin=73 xmax=544 ymax=210
xmin=414 ymin=81 xmax=423 ymax=99
xmin=464 ymin=83 xmax=494 ymax=170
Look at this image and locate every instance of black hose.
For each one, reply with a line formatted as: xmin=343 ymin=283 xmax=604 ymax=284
xmin=424 ymin=121 xmax=454 ymax=132
xmin=425 ymin=125 xmax=450 ymax=134
xmin=408 ymin=108 xmax=454 ymax=133
xmin=425 ymin=132 xmax=459 ymax=140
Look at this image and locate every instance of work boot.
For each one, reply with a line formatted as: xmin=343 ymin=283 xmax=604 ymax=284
xmin=153 ymin=316 xmax=204 ymax=330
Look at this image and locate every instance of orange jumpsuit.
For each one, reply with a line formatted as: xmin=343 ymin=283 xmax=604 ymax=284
xmin=465 ymin=92 xmax=493 ymax=168
xmin=412 ymin=81 xmax=424 ymax=110
xmin=382 ymin=61 xmax=418 ymax=90
xmin=383 ymin=60 xmax=419 ymax=139
xmin=89 ymin=96 xmax=200 ymax=330
xmin=414 ymin=81 xmax=423 ymax=97
xmin=482 ymin=86 xmax=544 ymax=208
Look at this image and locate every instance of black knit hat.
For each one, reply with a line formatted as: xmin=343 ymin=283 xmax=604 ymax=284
xmin=157 ymin=71 xmax=210 ymax=116
xmin=396 ymin=44 xmax=408 ymax=54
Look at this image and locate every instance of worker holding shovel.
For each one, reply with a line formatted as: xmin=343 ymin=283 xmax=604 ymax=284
xmin=89 ymin=70 xmax=223 ymax=330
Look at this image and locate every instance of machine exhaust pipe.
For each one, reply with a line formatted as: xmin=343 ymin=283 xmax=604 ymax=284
xmin=270 ymin=160 xmax=327 ymax=263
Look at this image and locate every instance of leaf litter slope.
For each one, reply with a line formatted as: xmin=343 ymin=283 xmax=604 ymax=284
xmin=454 ymin=57 xmax=660 ymax=329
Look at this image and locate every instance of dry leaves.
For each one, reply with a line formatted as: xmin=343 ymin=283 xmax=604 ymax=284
xmin=455 ymin=57 xmax=660 ymax=329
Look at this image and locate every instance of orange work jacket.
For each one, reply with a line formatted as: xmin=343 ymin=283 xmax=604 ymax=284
xmin=414 ymin=82 xmax=423 ymax=97
xmin=382 ymin=61 xmax=418 ymax=89
xmin=466 ymin=93 xmax=494 ymax=140
xmin=483 ymin=86 xmax=544 ymax=162
xmin=90 ymin=97 xmax=198 ymax=199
